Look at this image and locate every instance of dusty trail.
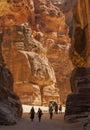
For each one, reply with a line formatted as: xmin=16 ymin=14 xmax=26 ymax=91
xmin=0 ymin=113 xmax=85 ymax=130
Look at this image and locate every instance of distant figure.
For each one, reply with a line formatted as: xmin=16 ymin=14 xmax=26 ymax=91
xmin=37 ymin=108 xmax=43 ymax=122
xmin=49 ymin=106 xmax=53 ymax=120
xmin=30 ymin=107 xmax=35 ymax=121
xmin=55 ymin=105 xmax=58 ymax=114
xmin=59 ymin=105 xmax=62 ymax=114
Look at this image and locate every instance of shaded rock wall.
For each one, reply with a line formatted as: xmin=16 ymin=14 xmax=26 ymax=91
xmin=51 ymin=0 xmax=76 ymax=38
xmin=83 ymin=115 xmax=90 ymax=130
xmin=0 ymin=65 xmax=22 ymax=125
xmin=65 ymin=0 xmax=90 ymax=121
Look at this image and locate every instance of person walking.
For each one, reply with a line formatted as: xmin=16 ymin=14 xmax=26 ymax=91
xmin=59 ymin=104 xmax=62 ymax=114
xmin=37 ymin=108 xmax=43 ymax=122
xmin=55 ymin=104 xmax=58 ymax=114
xmin=49 ymin=106 xmax=53 ymax=120
xmin=30 ymin=107 xmax=35 ymax=122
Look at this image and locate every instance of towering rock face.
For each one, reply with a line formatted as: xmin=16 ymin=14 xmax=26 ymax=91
xmin=0 ymin=1 xmax=22 ymax=125
xmin=0 ymin=0 xmax=72 ymax=107
xmin=51 ymin=0 xmax=76 ymax=37
xmin=65 ymin=0 xmax=90 ymax=121
xmin=59 ymin=0 xmax=76 ymax=25
xmin=32 ymin=0 xmax=73 ymax=104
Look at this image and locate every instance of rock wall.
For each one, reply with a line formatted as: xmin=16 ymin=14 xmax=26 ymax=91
xmin=65 ymin=0 xmax=90 ymax=121
xmin=32 ymin=0 xmax=73 ymax=104
xmin=51 ymin=0 xmax=76 ymax=37
xmin=0 ymin=0 xmax=72 ymax=107
xmin=0 ymin=37 xmax=22 ymax=125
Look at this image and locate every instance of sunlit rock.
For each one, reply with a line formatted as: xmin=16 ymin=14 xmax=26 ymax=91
xmin=0 ymin=0 xmax=72 ymax=107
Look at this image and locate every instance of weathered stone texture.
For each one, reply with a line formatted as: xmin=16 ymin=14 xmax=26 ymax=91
xmin=0 ymin=66 xmax=22 ymax=125
xmin=32 ymin=0 xmax=72 ymax=104
xmin=65 ymin=67 xmax=90 ymax=122
xmin=51 ymin=0 xmax=76 ymax=37
xmin=65 ymin=0 xmax=90 ymax=121
xmin=0 ymin=0 xmax=72 ymax=107
xmin=83 ymin=116 xmax=90 ymax=130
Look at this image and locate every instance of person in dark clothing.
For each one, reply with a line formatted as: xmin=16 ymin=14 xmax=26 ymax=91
xmin=30 ymin=107 xmax=35 ymax=122
xmin=37 ymin=108 xmax=43 ymax=122
xmin=59 ymin=105 xmax=62 ymax=114
xmin=49 ymin=106 xmax=53 ymax=120
xmin=55 ymin=105 xmax=58 ymax=114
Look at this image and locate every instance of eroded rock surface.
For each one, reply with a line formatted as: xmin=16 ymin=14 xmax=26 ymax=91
xmin=65 ymin=0 xmax=90 ymax=121
xmin=0 ymin=66 xmax=22 ymax=125
xmin=83 ymin=116 xmax=90 ymax=130
xmin=0 ymin=0 xmax=72 ymax=107
xmin=51 ymin=0 xmax=76 ymax=37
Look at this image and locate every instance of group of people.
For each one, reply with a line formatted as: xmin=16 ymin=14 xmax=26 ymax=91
xmin=55 ymin=104 xmax=62 ymax=114
xmin=29 ymin=104 xmax=62 ymax=122
xmin=49 ymin=104 xmax=62 ymax=120
xmin=30 ymin=107 xmax=43 ymax=122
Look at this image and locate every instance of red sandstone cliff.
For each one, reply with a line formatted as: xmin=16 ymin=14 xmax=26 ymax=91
xmin=0 ymin=0 xmax=73 ymax=106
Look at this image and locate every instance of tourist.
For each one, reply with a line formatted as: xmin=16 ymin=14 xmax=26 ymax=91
xmin=55 ymin=104 xmax=58 ymax=114
xmin=59 ymin=104 xmax=62 ymax=114
xmin=49 ymin=106 xmax=53 ymax=120
xmin=30 ymin=107 xmax=35 ymax=122
xmin=37 ymin=108 xmax=43 ymax=122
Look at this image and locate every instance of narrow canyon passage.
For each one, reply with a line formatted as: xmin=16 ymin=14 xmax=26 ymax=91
xmin=0 ymin=113 xmax=85 ymax=130
xmin=0 ymin=0 xmax=90 ymax=129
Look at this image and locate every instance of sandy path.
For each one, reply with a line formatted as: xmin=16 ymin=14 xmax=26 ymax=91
xmin=0 ymin=113 xmax=85 ymax=130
